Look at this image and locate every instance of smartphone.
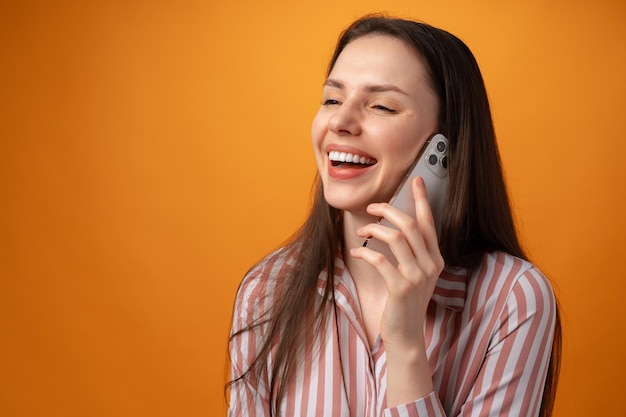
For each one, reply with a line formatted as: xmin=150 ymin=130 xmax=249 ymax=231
xmin=363 ymin=133 xmax=449 ymax=266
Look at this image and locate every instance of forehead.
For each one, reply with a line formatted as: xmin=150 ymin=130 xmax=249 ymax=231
xmin=329 ymin=34 xmax=431 ymax=92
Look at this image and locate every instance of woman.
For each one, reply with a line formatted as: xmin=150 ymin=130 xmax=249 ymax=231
xmin=227 ymin=15 xmax=561 ymax=417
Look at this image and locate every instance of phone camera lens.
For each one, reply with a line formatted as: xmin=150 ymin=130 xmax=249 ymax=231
xmin=428 ymin=154 xmax=438 ymax=165
xmin=436 ymin=141 xmax=446 ymax=152
xmin=441 ymin=156 xmax=448 ymax=169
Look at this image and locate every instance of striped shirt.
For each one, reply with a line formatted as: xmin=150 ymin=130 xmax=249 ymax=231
xmin=228 ymin=247 xmax=556 ymax=417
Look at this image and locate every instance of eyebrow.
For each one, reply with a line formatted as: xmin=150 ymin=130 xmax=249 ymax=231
xmin=324 ymin=78 xmax=410 ymax=96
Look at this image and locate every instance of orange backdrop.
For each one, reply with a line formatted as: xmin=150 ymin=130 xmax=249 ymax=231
xmin=1 ymin=0 xmax=625 ymax=416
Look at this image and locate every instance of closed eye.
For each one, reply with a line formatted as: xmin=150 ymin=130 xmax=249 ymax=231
xmin=322 ymin=99 xmax=341 ymax=106
xmin=372 ymin=104 xmax=396 ymax=113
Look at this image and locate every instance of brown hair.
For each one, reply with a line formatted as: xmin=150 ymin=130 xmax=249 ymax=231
xmin=228 ymin=14 xmax=561 ymax=417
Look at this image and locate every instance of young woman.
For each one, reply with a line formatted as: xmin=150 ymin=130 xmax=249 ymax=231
xmin=227 ymin=15 xmax=561 ymax=417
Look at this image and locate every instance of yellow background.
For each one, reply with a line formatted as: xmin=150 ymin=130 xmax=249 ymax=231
xmin=1 ymin=0 xmax=624 ymax=416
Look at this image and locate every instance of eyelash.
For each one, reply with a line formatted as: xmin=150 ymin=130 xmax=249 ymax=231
xmin=321 ymin=99 xmax=397 ymax=113
xmin=372 ymin=104 xmax=396 ymax=113
xmin=321 ymin=99 xmax=340 ymax=106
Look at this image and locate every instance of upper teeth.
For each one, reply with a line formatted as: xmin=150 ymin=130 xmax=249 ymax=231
xmin=328 ymin=151 xmax=374 ymax=165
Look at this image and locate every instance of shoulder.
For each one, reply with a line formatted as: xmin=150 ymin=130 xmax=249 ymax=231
xmin=231 ymin=245 xmax=299 ymax=332
xmin=237 ymin=244 xmax=299 ymax=298
xmin=467 ymin=252 xmax=556 ymax=318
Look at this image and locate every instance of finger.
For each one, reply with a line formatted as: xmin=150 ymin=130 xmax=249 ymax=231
xmin=365 ymin=201 xmax=430 ymax=270
xmin=357 ymin=221 xmax=419 ymax=266
xmin=411 ymin=177 xmax=445 ymax=276
xmin=358 ymin=221 xmax=437 ymax=287
xmin=350 ymin=245 xmax=414 ymax=294
xmin=411 ymin=177 xmax=441 ymax=255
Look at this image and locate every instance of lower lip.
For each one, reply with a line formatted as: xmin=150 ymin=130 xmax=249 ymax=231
xmin=327 ymin=161 xmax=374 ymax=180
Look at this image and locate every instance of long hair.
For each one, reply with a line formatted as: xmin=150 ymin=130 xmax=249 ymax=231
xmin=227 ymin=14 xmax=561 ymax=417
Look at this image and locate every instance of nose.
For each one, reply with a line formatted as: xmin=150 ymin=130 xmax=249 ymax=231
xmin=328 ymin=101 xmax=362 ymax=136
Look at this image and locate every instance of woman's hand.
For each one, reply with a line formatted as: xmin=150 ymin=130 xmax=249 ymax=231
xmin=349 ymin=176 xmax=444 ymax=406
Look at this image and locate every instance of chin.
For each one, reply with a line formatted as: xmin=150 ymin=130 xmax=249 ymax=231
xmin=322 ymin=192 xmax=376 ymax=215
xmin=321 ymin=178 xmax=394 ymax=213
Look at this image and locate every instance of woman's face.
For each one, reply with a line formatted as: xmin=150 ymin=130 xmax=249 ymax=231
xmin=311 ymin=34 xmax=440 ymax=215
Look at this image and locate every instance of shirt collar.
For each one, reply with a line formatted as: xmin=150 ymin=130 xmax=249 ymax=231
xmin=431 ymin=267 xmax=467 ymax=311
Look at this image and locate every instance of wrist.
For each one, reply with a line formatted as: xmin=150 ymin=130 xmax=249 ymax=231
xmin=385 ymin=345 xmax=433 ymax=407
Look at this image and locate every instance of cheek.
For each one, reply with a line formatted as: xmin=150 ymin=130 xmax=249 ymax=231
xmin=400 ymin=140 xmax=425 ymax=161
xmin=383 ymin=128 xmax=430 ymax=177
xmin=310 ymin=111 xmax=326 ymax=151
xmin=383 ymin=127 xmax=425 ymax=160
xmin=310 ymin=111 xmax=327 ymax=170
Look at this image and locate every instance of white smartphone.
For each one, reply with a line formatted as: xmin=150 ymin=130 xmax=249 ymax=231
xmin=363 ymin=133 xmax=449 ymax=266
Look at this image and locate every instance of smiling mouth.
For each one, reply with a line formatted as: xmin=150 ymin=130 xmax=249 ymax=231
xmin=328 ymin=151 xmax=377 ymax=168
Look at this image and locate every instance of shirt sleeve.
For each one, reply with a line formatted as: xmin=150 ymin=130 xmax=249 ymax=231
xmin=383 ymin=391 xmax=447 ymax=417
xmin=384 ymin=266 xmax=556 ymax=417
xmin=228 ymin=330 xmax=272 ymax=417
xmin=227 ymin=265 xmax=275 ymax=417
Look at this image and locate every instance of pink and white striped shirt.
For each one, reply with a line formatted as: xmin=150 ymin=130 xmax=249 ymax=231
xmin=228 ymin=247 xmax=556 ymax=417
